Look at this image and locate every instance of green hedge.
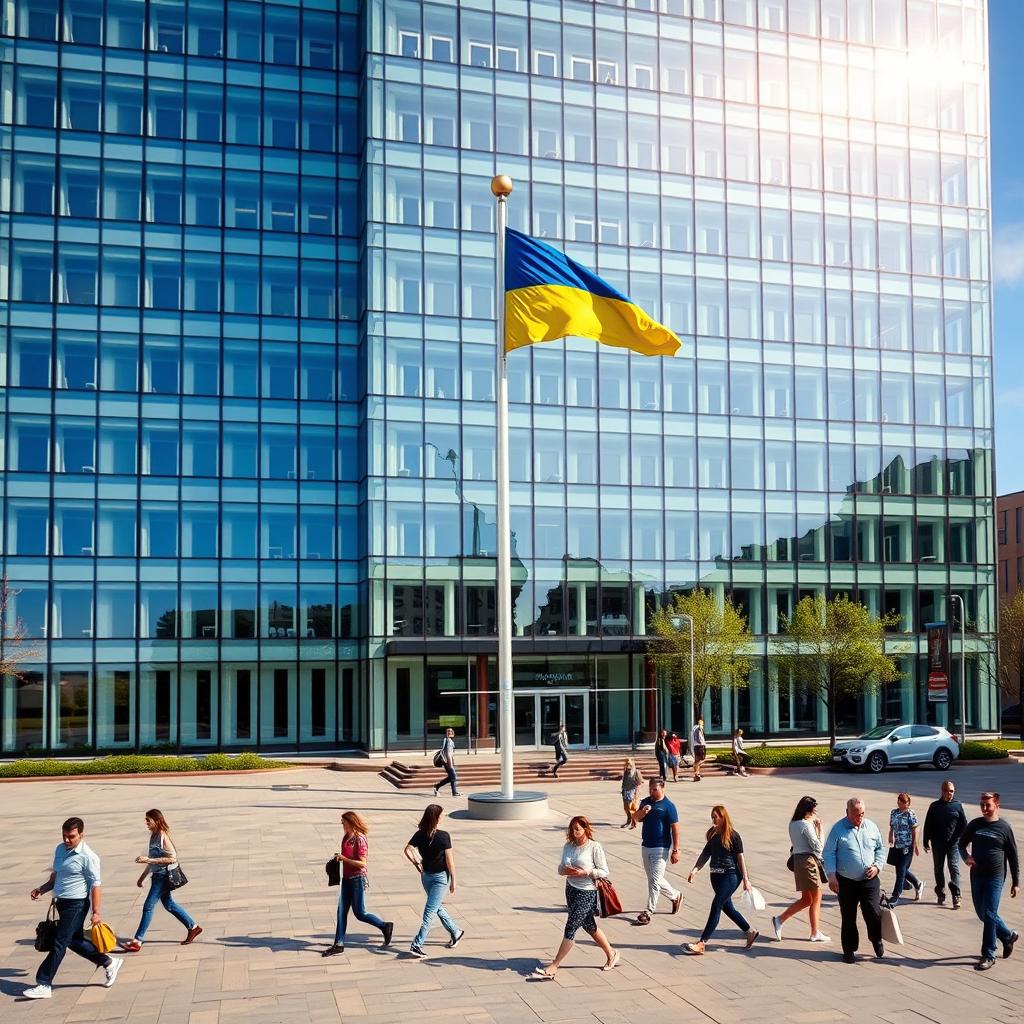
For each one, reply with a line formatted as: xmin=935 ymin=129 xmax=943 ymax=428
xmin=715 ymin=745 xmax=833 ymax=768
xmin=957 ymin=740 xmax=1017 ymax=760
xmin=0 ymin=752 xmax=288 ymax=778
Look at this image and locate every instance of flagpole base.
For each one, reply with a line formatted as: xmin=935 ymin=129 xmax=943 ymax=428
xmin=466 ymin=791 xmax=549 ymax=821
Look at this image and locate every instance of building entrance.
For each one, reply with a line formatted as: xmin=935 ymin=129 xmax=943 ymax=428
xmin=513 ymin=689 xmax=589 ymax=750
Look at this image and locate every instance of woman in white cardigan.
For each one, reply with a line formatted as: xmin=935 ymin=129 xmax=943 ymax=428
xmin=533 ymin=815 xmax=620 ymax=978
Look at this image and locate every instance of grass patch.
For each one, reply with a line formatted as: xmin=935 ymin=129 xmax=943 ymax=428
xmin=714 ymin=745 xmax=833 ymax=768
xmin=958 ymin=739 xmax=1018 ymax=760
xmin=0 ymin=752 xmax=290 ymax=778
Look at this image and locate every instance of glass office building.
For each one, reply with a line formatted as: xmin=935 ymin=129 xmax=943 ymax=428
xmin=0 ymin=0 xmax=998 ymax=756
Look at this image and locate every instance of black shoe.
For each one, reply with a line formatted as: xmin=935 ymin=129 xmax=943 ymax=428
xmin=953 ymin=896 xmax=962 ymax=910
xmin=873 ymin=941 xmax=884 ymax=959
xmin=381 ymin=922 xmax=394 ymax=947
xmin=409 ymin=944 xmax=427 ymax=959
xmin=1003 ymin=931 xmax=1019 ymax=960
xmin=447 ymin=929 xmax=465 ymax=949
xmin=842 ymin=952 xmax=856 ymax=964
xmin=321 ymin=944 xmax=344 ymax=957
xmin=975 ymin=957 xmax=996 ymax=971
xmin=432 ymin=786 xmax=439 ymax=796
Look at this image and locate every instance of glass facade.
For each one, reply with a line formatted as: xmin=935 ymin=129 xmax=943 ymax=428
xmin=0 ymin=0 xmax=998 ymax=755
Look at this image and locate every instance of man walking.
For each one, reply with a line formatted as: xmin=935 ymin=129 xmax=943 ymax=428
xmin=690 ymin=716 xmax=706 ymax=782
xmin=823 ymin=797 xmax=886 ymax=964
xmin=632 ymin=778 xmax=683 ymax=925
xmin=24 ymin=817 xmax=123 ymax=999
xmin=922 ymin=779 xmax=968 ymax=909
xmin=432 ymin=727 xmax=459 ymax=797
xmin=959 ymin=791 xmax=1019 ymax=972
xmin=551 ymin=722 xmax=569 ymax=778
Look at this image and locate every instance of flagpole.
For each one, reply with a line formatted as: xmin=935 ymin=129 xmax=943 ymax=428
xmin=492 ymin=174 xmax=514 ymax=800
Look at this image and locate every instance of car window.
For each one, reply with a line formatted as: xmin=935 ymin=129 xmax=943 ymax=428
xmin=911 ymin=725 xmax=938 ymax=738
xmin=890 ymin=726 xmax=912 ymax=739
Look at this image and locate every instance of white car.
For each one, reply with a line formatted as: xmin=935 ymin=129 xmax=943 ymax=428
xmin=831 ymin=724 xmax=960 ymax=774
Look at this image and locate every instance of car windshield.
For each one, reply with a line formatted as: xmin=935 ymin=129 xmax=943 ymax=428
xmin=858 ymin=725 xmax=897 ymax=740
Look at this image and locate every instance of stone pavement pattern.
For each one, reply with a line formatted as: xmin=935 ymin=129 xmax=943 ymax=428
xmin=2 ymin=763 xmax=1023 ymax=1024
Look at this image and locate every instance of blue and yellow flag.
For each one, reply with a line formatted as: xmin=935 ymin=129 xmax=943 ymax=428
xmin=504 ymin=229 xmax=681 ymax=358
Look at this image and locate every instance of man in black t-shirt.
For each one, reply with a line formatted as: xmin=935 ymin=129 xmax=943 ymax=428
xmin=958 ymin=791 xmax=1020 ymax=971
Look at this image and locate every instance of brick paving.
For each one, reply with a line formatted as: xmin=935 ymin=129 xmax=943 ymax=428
xmin=2 ymin=763 xmax=1023 ymax=1024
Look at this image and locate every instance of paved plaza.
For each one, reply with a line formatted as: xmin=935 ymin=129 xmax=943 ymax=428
xmin=2 ymin=761 xmax=1023 ymax=1024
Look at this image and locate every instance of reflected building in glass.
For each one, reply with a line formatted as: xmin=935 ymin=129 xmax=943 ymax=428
xmin=0 ymin=0 xmax=997 ymax=756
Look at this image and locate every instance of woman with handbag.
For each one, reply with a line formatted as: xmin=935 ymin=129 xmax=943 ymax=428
xmin=684 ymin=804 xmax=759 ymax=955
xmin=404 ymin=804 xmax=464 ymax=957
xmin=121 ymin=810 xmax=201 ymax=952
xmin=322 ymin=812 xmax=394 ymax=957
xmin=888 ymin=792 xmax=925 ymax=903
xmin=620 ymin=757 xmax=643 ymax=829
xmin=532 ymin=815 xmax=620 ymax=978
xmin=771 ymin=795 xmax=830 ymax=943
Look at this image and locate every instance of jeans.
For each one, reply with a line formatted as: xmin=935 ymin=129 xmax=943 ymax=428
xmin=552 ymin=749 xmax=568 ymax=775
xmin=836 ymin=874 xmax=882 ymax=956
xmin=36 ymin=897 xmax=111 ymax=987
xmin=436 ymin=763 xmax=457 ymax=796
xmin=889 ymin=848 xmax=921 ymax=901
xmin=655 ymin=753 xmax=668 ymax=780
xmin=970 ymin=871 xmax=1013 ymax=959
xmin=700 ymin=871 xmax=751 ymax=943
xmin=136 ymin=873 xmax=195 ymax=941
xmin=412 ymin=870 xmax=459 ymax=947
xmin=931 ymin=844 xmax=961 ymax=900
xmin=335 ymin=876 xmax=385 ymax=944
xmin=642 ymin=845 xmax=680 ymax=914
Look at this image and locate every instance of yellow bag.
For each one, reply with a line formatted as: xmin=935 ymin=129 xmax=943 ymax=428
xmin=89 ymin=921 xmax=117 ymax=954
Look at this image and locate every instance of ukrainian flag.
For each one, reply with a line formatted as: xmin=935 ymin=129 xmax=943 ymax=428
xmin=504 ymin=228 xmax=681 ymax=358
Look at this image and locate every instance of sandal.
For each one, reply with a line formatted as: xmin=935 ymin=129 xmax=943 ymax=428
xmin=121 ymin=939 xmax=142 ymax=952
xmin=634 ymin=911 xmax=651 ymax=926
xmin=531 ymin=967 xmax=555 ymax=980
xmin=684 ymin=941 xmax=705 ymax=956
xmin=745 ymin=929 xmax=759 ymax=950
xmin=601 ymin=951 xmax=620 ymax=972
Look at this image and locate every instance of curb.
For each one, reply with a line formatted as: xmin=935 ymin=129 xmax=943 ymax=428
xmin=0 ymin=765 xmax=303 ymax=784
xmin=734 ymin=758 xmax=1016 ymax=775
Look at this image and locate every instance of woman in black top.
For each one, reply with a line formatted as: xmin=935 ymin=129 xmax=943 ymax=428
xmin=684 ymin=804 xmax=759 ymax=955
xmin=403 ymin=804 xmax=464 ymax=959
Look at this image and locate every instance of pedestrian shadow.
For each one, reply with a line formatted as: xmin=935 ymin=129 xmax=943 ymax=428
xmin=511 ymin=906 xmax=565 ymax=914
xmin=0 ymin=974 xmax=32 ymax=999
xmin=425 ymin=955 xmax=540 ymax=976
xmin=895 ymin=953 xmax=980 ymax=970
xmin=219 ymin=934 xmax=325 ymax=953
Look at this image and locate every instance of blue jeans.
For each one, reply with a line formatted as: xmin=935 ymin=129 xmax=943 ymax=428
xmin=136 ymin=873 xmax=195 ymax=941
xmin=436 ymin=763 xmax=457 ymax=795
xmin=970 ymin=871 xmax=1013 ymax=959
xmin=335 ymin=876 xmax=385 ymax=944
xmin=36 ymin=897 xmax=112 ymax=987
xmin=889 ymin=848 xmax=921 ymax=902
xmin=412 ymin=870 xmax=458 ymax=947
xmin=700 ymin=871 xmax=751 ymax=943
xmin=931 ymin=844 xmax=961 ymax=900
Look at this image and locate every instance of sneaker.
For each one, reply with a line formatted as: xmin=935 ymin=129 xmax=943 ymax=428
xmin=771 ymin=915 xmax=783 ymax=941
xmin=382 ymin=922 xmax=394 ymax=947
xmin=409 ymin=944 xmax=427 ymax=959
xmin=810 ymin=933 xmax=831 ymax=943
xmin=1002 ymin=931 xmax=1019 ymax=960
xmin=447 ymin=929 xmax=465 ymax=949
xmin=872 ymin=941 xmax=884 ymax=959
xmin=321 ymin=944 xmax=344 ymax=957
xmin=103 ymin=957 xmax=124 ymax=988
xmin=182 ymin=925 xmax=203 ymax=945
xmin=975 ymin=957 xmax=995 ymax=971
xmin=22 ymin=985 xmax=52 ymax=1000
xmin=914 ymin=881 xmax=925 ymax=901
xmin=953 ymin=896 xmax=962 ymax=910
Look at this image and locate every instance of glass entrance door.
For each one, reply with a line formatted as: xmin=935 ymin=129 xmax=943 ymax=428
xmin=513 ymin=690 xmax=589 ymax=749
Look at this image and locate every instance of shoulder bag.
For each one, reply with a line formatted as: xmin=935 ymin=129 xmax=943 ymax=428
xmin=596 ymin=877 xmax=623 ymax=917
xmin=432 ymin=742 xmax=446 ymax=768
xmin=162 ymin=834 xmax=189 ymax=890
xmin=34 ymin=900 xmax=58 ymax=952
xmin=785 ymin=847 xmax=795 ymax=872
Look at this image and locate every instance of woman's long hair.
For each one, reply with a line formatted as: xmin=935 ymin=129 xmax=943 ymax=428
xmin=707 ymin=804 xmax=735 ymax=849
xmin=418 ymin=804 xmax=443 ymax=835
xmin=145 ymin=809 xmax=170 ymax=833
xmin=341 ymin=811 xmax=369 ymax=835
xmin=791 ymin=795 xmax=817 ymax=822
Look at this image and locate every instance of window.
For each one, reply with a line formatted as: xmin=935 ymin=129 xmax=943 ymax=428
xmin=497 ymin=45 xmax=519 ymax=71
xmin=534 ymin=50 xmax=557 ymax=77
xmin=469 ymin=42 xmax=491 ymax=67
xmin=398 ymin=30 xmax=420 ymax=57
xmin=430 ymin=36 xmax=453 ymax=62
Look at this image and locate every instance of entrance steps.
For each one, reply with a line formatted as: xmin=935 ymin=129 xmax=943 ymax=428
xmin=377 ymin=753 xmax=725 ymax=790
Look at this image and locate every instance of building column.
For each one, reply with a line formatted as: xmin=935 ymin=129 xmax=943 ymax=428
xmin=443 ymin=581 xmax=456 ymax=635
xmin=640 ymin=655 xmax=657 ymax=742
xmin=475 ymin=655 xmax=493 ymax=749
xmin=574 ymin=582 xmax=587 ymax=635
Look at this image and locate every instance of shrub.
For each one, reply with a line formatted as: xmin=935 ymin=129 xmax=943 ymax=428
xmin=715 ymin=745 xmax=833 ymax=768
xmin=957 ymin=740 xmax=1016 ymax=760
xmin=0 ymin=753 xmax=289 ymax=778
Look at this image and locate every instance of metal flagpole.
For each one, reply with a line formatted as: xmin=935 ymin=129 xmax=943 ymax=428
xmin=492 ymin=174 xmax=514 ymax=800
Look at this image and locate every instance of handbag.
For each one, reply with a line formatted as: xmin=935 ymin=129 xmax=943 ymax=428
xmin=432 ymin=747 xmax=446 ymax=768
xmin=326 ymin=856 xmax=341 ymax=887
xmin=89 ymin=921 xmax=118 ymax=954
xmin=886 ymin=846 xmax=905 ymax=867
xmin=595 ymin=877 xmax=623 ymax=917
xmin=34 ymin=900 xmax=58 ymax=953
xmin=166 ymin=864 xmax=188 ymax=890
xmin=738 ymin=886 xmax=767 ymax=913
xmin=880 ymin=895 xmax=905 ymax=944
xmin=786 ymin=847 xmax=794 ymax=872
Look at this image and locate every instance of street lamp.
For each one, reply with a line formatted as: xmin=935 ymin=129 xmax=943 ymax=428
xmin=950 ymin=593 xmax=967 ymax=745
xmin=669 ymin=613 xmax=696 ymax=740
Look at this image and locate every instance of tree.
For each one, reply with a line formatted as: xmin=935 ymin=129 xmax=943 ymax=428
xmin=648 ymin=589 xmax=754 ymax=731
xmin=998 ymin=590 xmax=1024 ymax=745
xmin=0 ymin=574 xmax=40 ymax=680
xmin=774 ymin=594 xmax=901 ymax=748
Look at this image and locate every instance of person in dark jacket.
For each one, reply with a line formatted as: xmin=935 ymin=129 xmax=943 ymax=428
xmin=958 ymin=791 xmax=1020 ymax=972
xmin=922 ymin=779 xmax=968 ymax=909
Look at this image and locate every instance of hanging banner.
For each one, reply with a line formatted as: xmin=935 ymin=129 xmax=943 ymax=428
xmin=926 ymin=621 xmax=949 ymax=702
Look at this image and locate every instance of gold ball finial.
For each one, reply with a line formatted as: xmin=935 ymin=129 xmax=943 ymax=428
xmin=491 ymin=174 xmax=513 ymax=197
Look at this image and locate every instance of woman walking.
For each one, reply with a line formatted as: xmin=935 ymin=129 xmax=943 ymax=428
xmin=620 ymin=758 xmax=643 ymax=829
xmin=121 ymin=810 xmax=201 ymax=952
xmin=552 ymin=723 xmax=569 ymax=778
xmin=665 ymin=732 xmax=682 ymax=783
xmin=684 ymin=805 xmax=759 ymax=955
xmin=403 ymin=804 xmax=464 ymax=958
xmin=889 ymin=792 xmax=925 ymax=902
xmin=322 ymin=812 xmax=393 ymax=957
xmin=771 ymin=795 xmax=830 ymax=942
xmin=654 ymin=728 xmax=669 ymax=780
xmin=532 ymin=815 xmax=619 ymax=978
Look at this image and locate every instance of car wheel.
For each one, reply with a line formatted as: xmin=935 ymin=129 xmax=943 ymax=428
xmin=867 ymin=751 xmax=888 ymax=774
xmin=933 ymin=748 xmax=954 ymax=771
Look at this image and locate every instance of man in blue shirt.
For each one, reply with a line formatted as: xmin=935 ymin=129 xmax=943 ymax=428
xmin=823 ymin=797 xmax=886 ymax=963
xmin=632 ymin=778 xmax=682 ymax=924
xmin=24 ymin=817 xmax=123 ymax=999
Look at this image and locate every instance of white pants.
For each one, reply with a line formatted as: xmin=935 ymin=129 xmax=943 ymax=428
xmin=642 ymin=846 xmax=679 ymax=913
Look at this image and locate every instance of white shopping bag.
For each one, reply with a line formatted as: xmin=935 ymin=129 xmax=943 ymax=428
xmin=880 ymin=899 xmax=904 ymax=944
xmin=739 ymin=886 xmax=766 ymax=913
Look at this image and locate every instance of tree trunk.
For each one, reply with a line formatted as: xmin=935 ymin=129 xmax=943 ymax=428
xmin=827 ymin=680 xmax=837 ymax=748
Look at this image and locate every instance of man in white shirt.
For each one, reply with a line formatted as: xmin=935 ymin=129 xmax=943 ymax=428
xmin=24 ymin=817 xmax=123 ymax=999
xmin=690 ymin=718 xmax=707 ymax=782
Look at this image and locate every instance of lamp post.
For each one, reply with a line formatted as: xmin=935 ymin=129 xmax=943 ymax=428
xmin=670 ymin=613 xmax=696 ymax=739
xmin=951 ymin=593 xmax=967 ymax=744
